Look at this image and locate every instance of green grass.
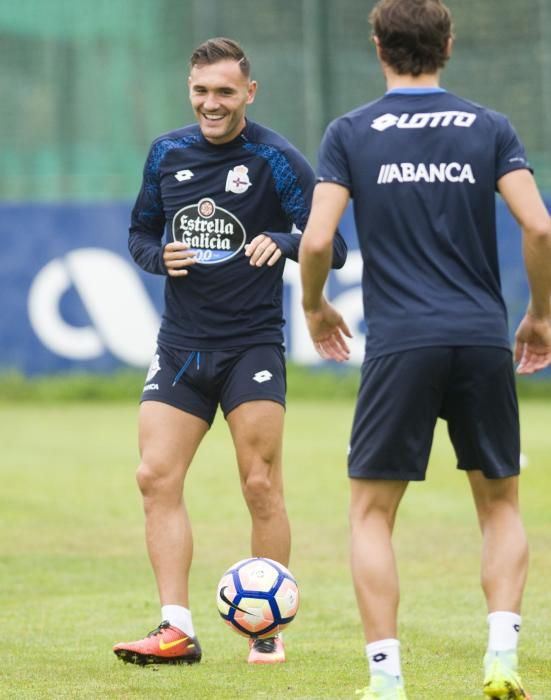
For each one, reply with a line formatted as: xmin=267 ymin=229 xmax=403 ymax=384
xmin=1 ymin=398 xmax=550 ymax=699
xmin=1 ymin=365 xmax=550 ymax=402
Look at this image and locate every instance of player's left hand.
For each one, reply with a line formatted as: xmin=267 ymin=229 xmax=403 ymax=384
xmin=245 ymin=234 xmax=282 ymax=267
xmin=304 ymin=298 xmax=352 ymax=363
xmin=514 ymin=313 xmax=551 ymax=374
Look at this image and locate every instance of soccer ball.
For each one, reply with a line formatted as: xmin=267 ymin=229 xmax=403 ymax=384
xmin=216 ymin=557 xmax=299 ymax=638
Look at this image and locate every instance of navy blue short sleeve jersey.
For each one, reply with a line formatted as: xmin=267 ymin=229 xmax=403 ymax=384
xmin=317 ymin=89 xmax=532 ymax=358
xmin=130 ymin=119 xmax=346 ymax=350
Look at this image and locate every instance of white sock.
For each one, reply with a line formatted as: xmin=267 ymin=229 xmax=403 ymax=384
xmin=366 ymin=638 xmax=402 ymax=683
xmin=487 ymin=611 xmax=521 ymax=653
xmin=161 ymin=605 xmax=195 ymax=637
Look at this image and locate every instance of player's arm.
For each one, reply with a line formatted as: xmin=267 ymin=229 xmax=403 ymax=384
xmin=245 ymin=229 xmax=348 ymax=269
xmin=299 ymin=182 xmax=352 ymax=362
xmin=498 ymin=168 xmax=551 ymax=374
xmin=128 ymin=141 xmax=197 ymax=277
xmin=245 ymin=145 xmax=347 ymax=269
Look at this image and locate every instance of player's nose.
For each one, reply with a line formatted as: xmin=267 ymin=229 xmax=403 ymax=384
xmin=203 ymin=92 xmax=220 ymax=111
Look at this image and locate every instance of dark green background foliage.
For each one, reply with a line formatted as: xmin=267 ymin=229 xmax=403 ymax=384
xmin=1 ymin=0 xmax=550 ymax=201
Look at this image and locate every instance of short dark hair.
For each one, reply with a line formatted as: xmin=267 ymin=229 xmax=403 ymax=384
xmin=369 ymin=0 xmax=453 ymax=76
xmin=189 ymin=37 xmax=251 ymax=78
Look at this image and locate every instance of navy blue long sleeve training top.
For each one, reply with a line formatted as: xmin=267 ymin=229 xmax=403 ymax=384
xmin=129 ymin=118 xmax=347 ymax=350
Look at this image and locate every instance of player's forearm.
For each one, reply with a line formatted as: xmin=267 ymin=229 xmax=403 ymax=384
xmin=267 ymin=230 xmax=347 ymax=269
xmin=299 ymin=239 xmax=333 ymax=312
xmin=523 ymin=222 xmax=551 ymax=319
xmin=128 ymin=230 xmax=167 ymax=275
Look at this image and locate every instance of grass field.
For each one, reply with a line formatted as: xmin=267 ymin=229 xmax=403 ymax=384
xmin=1 ymin=397 xmax=550 ymax=699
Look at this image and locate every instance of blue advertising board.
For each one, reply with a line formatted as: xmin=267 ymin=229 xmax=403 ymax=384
xmin=0 ymin=199 xmax=548 ymax=376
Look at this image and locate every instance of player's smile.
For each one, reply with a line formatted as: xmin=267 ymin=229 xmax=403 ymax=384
xmin=189 ymin=59 xmax=257 ymax=145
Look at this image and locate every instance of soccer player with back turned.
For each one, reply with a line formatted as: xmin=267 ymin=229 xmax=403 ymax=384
xmin=299 ymin=1 xmax=551 ymax=698
xmin=112 ymin=37 xmax=347 ymax=666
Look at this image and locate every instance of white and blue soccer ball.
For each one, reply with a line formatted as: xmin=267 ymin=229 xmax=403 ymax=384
xmin=216 ymin=557 xmax=300 ymax=638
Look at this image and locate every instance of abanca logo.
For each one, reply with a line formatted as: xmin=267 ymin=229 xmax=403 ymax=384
xmin=377 ymin=162 xmax=476 ymax=184
xmin=371 ymin=110 xmax=477 ymax=132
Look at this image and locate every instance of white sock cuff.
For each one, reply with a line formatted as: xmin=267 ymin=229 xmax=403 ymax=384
xmin=161 ymin=604 xmax=195 ymax=637
xmin=366 ymin=638 xmax=400 ymax=656
xmin=487 ymin=611 xmax=521 ymax=652
xmin=487 ymin=611 xmax=521 ymax=626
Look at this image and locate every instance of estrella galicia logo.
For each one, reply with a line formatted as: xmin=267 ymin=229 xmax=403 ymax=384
xmin=172 ymin=197 xmax=246 ymax=265
xmin=218 ymin=586 xmax=257 ymax=616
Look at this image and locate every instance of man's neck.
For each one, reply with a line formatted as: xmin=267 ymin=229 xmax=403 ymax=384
xmin=384 ymin=69 xmax=441 ymax=91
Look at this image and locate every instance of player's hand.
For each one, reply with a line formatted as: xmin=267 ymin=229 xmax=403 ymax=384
xmin=304 ymin=298 xmax=352 ymax=363
xmin=163 ymin=241 xmax=197 ymax=277
xmin=514 ymin=313 xmax=551 ymax=374
xmin=245 ymin=234 xmax=282 ymax=267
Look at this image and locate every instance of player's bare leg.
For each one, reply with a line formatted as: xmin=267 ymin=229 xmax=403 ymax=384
xmin=350 ymin=478 xmax=409 ymax=698
xmin=228 ymin=400 xmax=290 ymax=566
xmin=468 ymin=471 xmax=530 ymax=699
xmin=350 ymin=478 xmax=408 ymax=641
xmin=468 ymin=472 xmax=528 ymax=612
xmin=113 ymin=401 xmax=208 ymax=665
xmin=228 ymin=400 xmax=290 ymax=663
xmin=137 ymin=401 xmax=208 ymax=606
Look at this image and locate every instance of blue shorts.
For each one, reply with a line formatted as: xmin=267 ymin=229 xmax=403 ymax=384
xmin=348 ymin=347 xmax=520 ymax=481
xmin=141 ymin=343 xmax=286 ymax=426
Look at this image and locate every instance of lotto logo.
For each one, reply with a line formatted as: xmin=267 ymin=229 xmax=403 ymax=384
xmin=175 ymin=169 xmax=194 ymax=181
xmin=253 ymin=370 xmax=272 ymax=384
xmin=371 ymin=111 xmax=477 ymax=132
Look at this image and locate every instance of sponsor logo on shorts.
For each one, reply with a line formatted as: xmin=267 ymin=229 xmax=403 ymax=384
xmin=144 ymin=383 xmax=159 ymax=391
xmin=377 ymin=162 xmax=476 ymax=184
xmin=172 ymin=197 xmax=246 ymax=265
xmin=146 ymin=353 xmax=161 ymax=381
xmin=252 ymin=370 xmax=273 ymax=383
xmin=371 ymin=110 xmax=477 ymax=132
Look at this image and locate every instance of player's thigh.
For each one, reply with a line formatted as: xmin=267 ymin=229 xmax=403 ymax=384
xmin=467 ymin=470 xmax=520 ymax=522
xmin=138 ymin=400 xmax=209 ymax=481
xmin=443 ymin=347 xmax=519 ymax=478
xmin=227 ymin=400 xmax=285 ymax=482
xmin=348 ymin=348 xmax=451 ymax=481
xmin=349 ymin=477 xmax=409 ymax=526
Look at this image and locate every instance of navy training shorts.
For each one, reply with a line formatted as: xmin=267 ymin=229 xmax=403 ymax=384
xmin=141 ymin=343 xmax=286 ymax=426
xmin=348 ymin=346 xmax=520 ymax=481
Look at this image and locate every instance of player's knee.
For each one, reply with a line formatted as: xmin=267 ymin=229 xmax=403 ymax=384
xmin=136 ymin=459 xmax=177 ymax=499
xmin=242 ymin=471 xmax=282 ymax=515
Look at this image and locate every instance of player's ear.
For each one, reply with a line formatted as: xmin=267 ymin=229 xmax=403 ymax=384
xmin=446 ymin=35 xmax=454 ymax=57
xmin=372 ymin=34 xmax=381 ymax=58
xmin=246 ymin=80 xmax=257 ymax=105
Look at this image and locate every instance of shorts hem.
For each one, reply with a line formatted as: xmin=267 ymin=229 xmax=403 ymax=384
xmin=348 ymin=471 xmax=425 ymax=481
xmin=457 ymin=464 xmax=520 ymax=479
xmin=140 ymin=395 xmax=214 ymax=426
xmin=223 ymin=393 xmax=286 ymax=418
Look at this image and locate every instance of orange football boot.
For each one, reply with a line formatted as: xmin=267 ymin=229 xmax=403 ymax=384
xmin=113 ymin=620 xmax=201 ymax=665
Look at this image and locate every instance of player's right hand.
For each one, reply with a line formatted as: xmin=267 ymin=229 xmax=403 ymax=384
xmin=163 ymin=241 xmax=197 ymax=277
xmin=304 ymin=297 xmax=352 ymax=363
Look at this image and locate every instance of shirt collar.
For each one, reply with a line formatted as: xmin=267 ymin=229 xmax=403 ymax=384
xmin=385 ymin=87 xmax=447 ymax=95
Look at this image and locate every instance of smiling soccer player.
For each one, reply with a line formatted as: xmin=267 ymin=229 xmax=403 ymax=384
xmin=112 ymin=37 xmax=347 ymax=667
